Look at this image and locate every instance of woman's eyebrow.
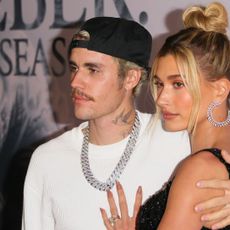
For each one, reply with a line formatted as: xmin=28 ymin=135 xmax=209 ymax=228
xmin=153 ymin=74 xmax=181 ymax=80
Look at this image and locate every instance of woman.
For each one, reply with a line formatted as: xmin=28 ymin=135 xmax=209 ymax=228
xmin=100 ymin=2 xmax=230 ymax=229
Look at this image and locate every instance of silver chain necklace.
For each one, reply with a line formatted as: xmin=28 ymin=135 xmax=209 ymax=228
xmin=81 ymin=113 xmax=141 ymax=191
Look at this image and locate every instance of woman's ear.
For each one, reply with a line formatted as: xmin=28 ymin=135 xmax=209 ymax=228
xmin=124 ymin=69 xmax=142 ymax=91
xmin=213 ymin=78 xmax=230 ymax=102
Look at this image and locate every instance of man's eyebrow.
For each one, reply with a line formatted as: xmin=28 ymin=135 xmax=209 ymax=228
xmin=69 ymin=60 xmax=77 ymax=66
xmin=84 ymin=62 xmax=104 ymax=69
xmin=68 ymin=60 xmax=104 ymax=69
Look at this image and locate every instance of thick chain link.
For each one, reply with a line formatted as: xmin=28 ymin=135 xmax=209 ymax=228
xmin=80 ymin=113 xmax=141 ymax=191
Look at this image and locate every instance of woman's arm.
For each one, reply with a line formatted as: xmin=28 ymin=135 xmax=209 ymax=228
xmin=101 ymin=151 xmax=229 ymax=230
xmin=158 ymin=151 xmax=228 ymax=230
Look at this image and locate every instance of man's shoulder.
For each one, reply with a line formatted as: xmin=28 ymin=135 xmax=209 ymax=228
xmin=137 ymin=111 xmax=190 ymax=154
xmin=33 ymin=122 xmax=87 ymax=157
xmin=136 ymin=110 xmax=152 ymax=130
xmin=137 ymin=110 xmax=152 ymax=120
xmin=138 ymin=111 xmax=188 ymax=139
xmin=137 ymin=111 xmax=167 ymax=137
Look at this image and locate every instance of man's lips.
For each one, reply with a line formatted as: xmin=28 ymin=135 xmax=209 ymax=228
xmin=71 ymin=89 xmax=94 ymax=102
xmin=72 ymin=95 xmax=92 ymax=103
xmin=74 ymin=95 xmax=90 ymax=100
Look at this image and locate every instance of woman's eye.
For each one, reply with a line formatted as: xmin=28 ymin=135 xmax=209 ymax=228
xmin=153 ymin=80 xmax=163 ymax=89
xmin=173 ymin=81 xmax=185 ymax=88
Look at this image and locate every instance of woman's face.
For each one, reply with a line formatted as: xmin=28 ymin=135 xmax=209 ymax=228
xmin=154 ymin=54 xmax=193 ymax=131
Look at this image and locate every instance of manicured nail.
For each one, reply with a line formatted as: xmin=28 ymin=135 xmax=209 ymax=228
xmin=222 ymin=149 xmax=228 ymax=155
xmin=211 ymin=224 xmax=219 ymax=230
xmin=116 ymin=180 xmax=121 ymax=189
xmin=107 ymin=190 xmax=112 ymax=197
xmin=196 ymin=181 xmax=202 ymax=187
xmin=201 ymin=215 xmax=208 ymax=221
xmin=194 ymin=205 xmax=201 ymax=212
xmin=137 ymin=186 xmax=142 ymax=193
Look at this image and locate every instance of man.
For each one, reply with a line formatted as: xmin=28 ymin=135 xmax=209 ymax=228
xmin=22 ymin=17 xmax=230 ymax=230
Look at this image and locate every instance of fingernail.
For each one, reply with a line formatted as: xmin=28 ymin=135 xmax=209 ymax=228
xmin=194 ymin=205 xmax=201 ymax=212
xmin=107 ymin=190 xmax=112 ymax=197
xmin=222 ymin=149 xmax=228 ymax=155
xmin=201 ymin=215 xmax=208 ymax=221
xmin=100 ymin=208 xmax=106 ymax=217
xmin=196 ymin=181 xmax=202 ymax=187
xmin=116 ymin=180 xmax=121 ymax=189
xmin=211 ymin=224 xmax=218 ymax=230
xmin=137 ymin=186 xmax=142 ymax=193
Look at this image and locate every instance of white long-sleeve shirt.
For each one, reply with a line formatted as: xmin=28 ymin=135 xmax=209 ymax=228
xmin=22 ymin=111 xmax=190 ymax=230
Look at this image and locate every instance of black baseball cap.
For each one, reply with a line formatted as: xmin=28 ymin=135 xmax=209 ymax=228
xmin=70 ymin=17 xmax=152 ymax=70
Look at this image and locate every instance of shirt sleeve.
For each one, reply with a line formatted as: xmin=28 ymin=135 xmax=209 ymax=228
xmin=21 ymin=148 xmax=54 ymax=230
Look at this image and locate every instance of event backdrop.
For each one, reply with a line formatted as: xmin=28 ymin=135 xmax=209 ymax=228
xmin=0 ymin=0 xmax=230 ymax=229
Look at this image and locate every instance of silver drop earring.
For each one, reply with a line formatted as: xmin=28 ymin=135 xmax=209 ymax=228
xmin=207 ymin=101 xmax=230 ymax=127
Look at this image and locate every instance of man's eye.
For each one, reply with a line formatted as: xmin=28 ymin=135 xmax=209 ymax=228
xmin=89 ymin=68 xmax=99 ymax=74
xmin=70 ymin=65 xmax=77 ymax=73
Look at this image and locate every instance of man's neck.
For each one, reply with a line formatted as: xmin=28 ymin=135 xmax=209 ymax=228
xmin=88 ymin=109 xmax=137 ymax=145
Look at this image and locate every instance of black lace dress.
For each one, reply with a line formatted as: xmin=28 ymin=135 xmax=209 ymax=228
xmin=136 ymin=148 xmax=230 ymax=230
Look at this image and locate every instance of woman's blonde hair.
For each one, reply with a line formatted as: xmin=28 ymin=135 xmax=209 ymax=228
xmin=151 ymin=2 xmax=230 ymax=134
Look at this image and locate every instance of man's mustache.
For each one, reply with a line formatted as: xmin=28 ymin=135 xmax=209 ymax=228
xmin=71 ymin=88 xmax=95 ymax=101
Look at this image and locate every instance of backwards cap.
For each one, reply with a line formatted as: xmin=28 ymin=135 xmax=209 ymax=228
xmin=70 ymin=17 xmax=152 ymax=69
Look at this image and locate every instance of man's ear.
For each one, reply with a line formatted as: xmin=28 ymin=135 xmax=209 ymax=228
xmin=213 ymin=78 xmax=230 ymax=103
xmin=124 ymin=69 xmax=142 ymax=91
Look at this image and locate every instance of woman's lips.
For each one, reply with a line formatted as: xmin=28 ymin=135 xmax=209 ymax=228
xmin=162 ymin=112 xmax=178 ymax=120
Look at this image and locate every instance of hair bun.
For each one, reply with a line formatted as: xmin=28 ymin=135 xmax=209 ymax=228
xmin=182 ymin=2 xmax=228 ymax=34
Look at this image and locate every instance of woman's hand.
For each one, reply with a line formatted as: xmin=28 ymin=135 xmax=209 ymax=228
xmin=195 ymin=150 xmax=230 ymax=229
xmin=195 ymin=178 xmax=230 ymax=229
xmin=100 ymin=181 xmax=142 ymax=230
